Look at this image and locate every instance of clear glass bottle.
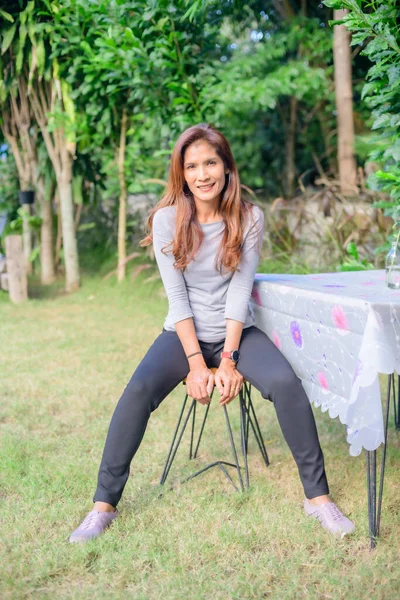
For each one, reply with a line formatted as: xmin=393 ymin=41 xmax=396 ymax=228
xmin=386 ymin=241 xmax=400 ymax=289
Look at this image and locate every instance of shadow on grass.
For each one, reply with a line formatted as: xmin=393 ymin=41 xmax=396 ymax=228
xmin=27 ymin=276 xmax=68 ymax=300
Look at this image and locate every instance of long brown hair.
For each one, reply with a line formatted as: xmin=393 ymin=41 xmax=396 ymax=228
xmin=140 ymin=123 xmax=254 ymax=272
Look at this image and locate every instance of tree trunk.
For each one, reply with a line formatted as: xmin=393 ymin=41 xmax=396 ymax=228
xmin=284 ymin=96 xmax=298 ymax=198
xmin=55 ymin=191 xmax=62 ymax=271
xmin=117 ymin=109 xmax=128 ymax=283
xmin=5 ymin=235 xmax=28 ymax=303
xmin=21 ymin=204 xmax=33 ymax=275
xmin=37 ymin=175 xmax=55 ymax=284
xmin=30 ymin=78 xmax=80 ymax=292
xmin=58 ymin=162 xmax=80 ymax=292
xmin=3 ymin=131 xmax=33 ymax=275
xmin=333 ymin=9 xmax=358 ymax=196
xmin=316 ymin=106 xmax=337 ymax=176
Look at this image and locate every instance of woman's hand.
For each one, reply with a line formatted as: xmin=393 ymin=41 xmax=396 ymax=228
xmin=215 ymin=359 xmax=244 ymax=405
xmin=186 ymin=360 xmax=215 ymax=405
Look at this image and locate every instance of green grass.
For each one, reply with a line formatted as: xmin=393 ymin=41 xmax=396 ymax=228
xmin=0 ymin=269 xmax=399 ymax=600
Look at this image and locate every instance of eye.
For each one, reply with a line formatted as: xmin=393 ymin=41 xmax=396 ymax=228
xmin=186 ymin=165 xmax=195 ymax=169
xmin=208 ymin=160 xmax=216 ymax=166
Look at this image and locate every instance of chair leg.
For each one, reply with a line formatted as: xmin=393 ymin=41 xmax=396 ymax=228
xmin=240 ymin=390 xmax=250 ymax=489
xmin=223 ymin=404 xmax=245 ymax=492
xmin=245 ymin=391 xmax=250 ymax=453
xmin=189 ymin=400 xmax=196 ymax=459
xmin=185 ymin=460 xmax=240 ymax=492
xmin=192 ymin=388 xmax=214 ymax=459
xmin=243 ymin=383 xmax=270 ymax=468
xmin=160 ymin=383 xmax=268 ymax=491
xmin=394 ymin=374 xmax=400 ymax=430
xmin=160 ymin=395 xmax=196 ymax=485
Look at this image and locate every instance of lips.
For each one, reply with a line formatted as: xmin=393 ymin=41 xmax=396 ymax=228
xmin=197 ymin=183 xmax=215 ymax=191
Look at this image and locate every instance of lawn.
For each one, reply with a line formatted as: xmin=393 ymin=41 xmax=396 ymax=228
xmin=0 ymin=272 xmax=399 ymax=599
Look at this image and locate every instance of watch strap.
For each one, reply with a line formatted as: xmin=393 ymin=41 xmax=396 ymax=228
xmin=221 ymin=350 xmax=240 ymax=363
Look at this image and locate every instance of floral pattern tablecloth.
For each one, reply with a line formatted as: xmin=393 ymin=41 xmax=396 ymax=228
xmin=251 ymin=269 xmax=400 ymax=456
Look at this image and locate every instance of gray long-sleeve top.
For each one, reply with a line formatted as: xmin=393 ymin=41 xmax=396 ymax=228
xmin=152 ymin=204 xmax=264 ymax=342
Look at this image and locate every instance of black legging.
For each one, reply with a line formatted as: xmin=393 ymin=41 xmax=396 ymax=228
xmin=94 ymin=326 xmax=329 ymax=507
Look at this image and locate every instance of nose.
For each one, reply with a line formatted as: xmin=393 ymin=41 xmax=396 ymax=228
xmin=197 ymin=165 xmax=209 ymax=181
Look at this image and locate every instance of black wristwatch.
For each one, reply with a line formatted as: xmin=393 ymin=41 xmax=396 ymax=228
xmin=221 ymin=350 xmax=240 ymax=364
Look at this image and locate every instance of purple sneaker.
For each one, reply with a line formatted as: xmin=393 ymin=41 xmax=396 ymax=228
xmin=304 ymin=499 xmax=355 ymax=538
xmin=69 ymin=510 xmax=119 ymax=543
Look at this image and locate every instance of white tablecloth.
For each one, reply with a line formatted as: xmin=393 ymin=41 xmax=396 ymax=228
xmin=251 ymin=269 xmax=400 ymax=456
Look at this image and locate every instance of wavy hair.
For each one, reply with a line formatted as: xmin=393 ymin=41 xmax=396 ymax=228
xmin=140 ymin=123 xmax=254 ymax=272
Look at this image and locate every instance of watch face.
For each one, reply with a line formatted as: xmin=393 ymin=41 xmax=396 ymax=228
xmin=232 ymin=350 xmax=240 ymax=362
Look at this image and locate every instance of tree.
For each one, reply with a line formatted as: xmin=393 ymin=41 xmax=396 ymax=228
xmin=333 ymin=7 xmax=358 ymax=195
xmin=1 ymin=1 xmax=79 ymax=291
xmin=54 ymin=0 xmax=222 ymax=279
xmin=52 ymin=0 xmax=154 ymax=282
xmin=0 ymin=70 xmax=35 ymax=275
xmin=324 ymin=0 xmax=400 ymax=233
xmin=30 ymin=56 xmax=80 ymax=292
xmin=1 ymin=2 xmax=58 ymax=283
xmin=202 ymin=15 xmax=329 ymax=197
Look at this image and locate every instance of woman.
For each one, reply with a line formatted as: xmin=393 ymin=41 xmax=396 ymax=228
xmin=70 ymin=124 xmax=355 ymax=543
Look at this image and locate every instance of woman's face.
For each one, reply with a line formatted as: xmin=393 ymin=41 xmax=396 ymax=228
xmin=183 ymin=140 xmax=228 ymax=206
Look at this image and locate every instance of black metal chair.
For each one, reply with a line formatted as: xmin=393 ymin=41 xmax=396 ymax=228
xmin=160 ymin=368 xmax=270 ymax=492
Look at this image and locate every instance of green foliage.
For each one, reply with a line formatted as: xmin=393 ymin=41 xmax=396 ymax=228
xmin=0 ymin=9 xmax=15 ymax=24
xmin=0 ymin=0 xmax=387 ymax=268
xmin=337 ymin=241 xmax=374 ymax=272
xmin=0 ymin=149 xmax=19 ymax=254
xmin=208 ymin=18 xmax=330 ymax=116
xmin=0 ymin=148 xmax=19 ymax=209
xmin=1 ymin=0 xmax=366 ymax=202
xmin=1 ymin=206 xmax=42 ymax=237
xmin=324 ymin=1 xmax=400 ymax=234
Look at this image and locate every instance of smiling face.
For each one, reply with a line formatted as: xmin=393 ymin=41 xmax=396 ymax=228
xmin=183 ymin=140 xmax=228 ymax=209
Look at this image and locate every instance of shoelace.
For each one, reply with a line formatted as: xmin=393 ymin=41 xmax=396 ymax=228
xmin=80 ymin=511 xmax=108 ymax=530
xmin=325 ymin=503 xmax=344 ymax=522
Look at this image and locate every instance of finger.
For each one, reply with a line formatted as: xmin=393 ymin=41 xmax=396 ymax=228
xmin=215 ymin=374 xmax=224 ymax=396
xmin=195 ymin=385 xmax=208 ymax=404
xmin=197 ymin=397 xmax=208 ymax=405
xmin=193 ymin=382 xmax=211 ymax=405
xmin=224 ymin=386 xmax=240 ymax=404
xmin=206 ymin=373 xmax=215 ymax=397
xmin=219 ymin=380 xmax=231 ymax=404
xmin=193 ymin=390 xmax=207 ymax=405
xmin=222 ymin=379 xmax=240 ymax=404
xmin=189 ymin=383 xmax=200 ymax=402
xmin=199 ymin=388 xmax=211 ymax=404
xmin=234 ymin=381 xmax=242 ymax=396
xmin=221 ymin=385 xmax=235 ymax=404
xmin=220 ymin=394 xmax=235 ymax=406
xmin=198 ymin=379 xmax=209 ymax=402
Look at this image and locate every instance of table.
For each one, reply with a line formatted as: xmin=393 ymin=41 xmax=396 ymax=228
xmin=251 ymin=269 xmax=399 ymax=548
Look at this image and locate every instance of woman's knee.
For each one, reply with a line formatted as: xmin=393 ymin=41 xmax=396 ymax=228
xmin=261 ymin=366 xmax=303 ymax=404
xmin=119 ymin=375 xmax=155 ymax=410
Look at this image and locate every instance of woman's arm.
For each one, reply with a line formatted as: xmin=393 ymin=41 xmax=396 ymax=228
xmin=153 ymin=208 xmax=214 ymax=404
xmin=175 ymin=318 xmax=214 ymax=405
xmin=216 ymin=318 xmax=244 ymax=405
xmin=216 ymin=206 xmax=265 ymax=405
xmin=224 ymin=206 xmax=265 ymax=323
xmin=153 ymin=208 xmax=194 ymax=324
